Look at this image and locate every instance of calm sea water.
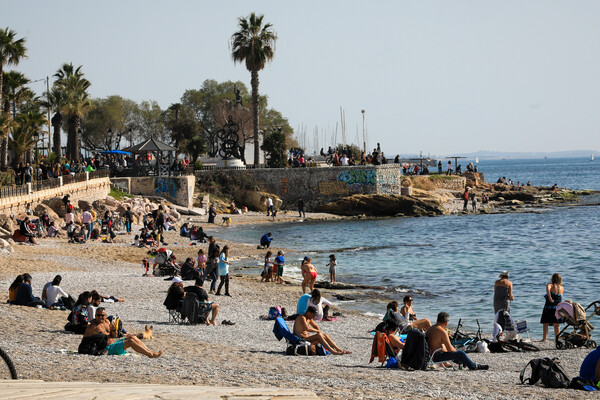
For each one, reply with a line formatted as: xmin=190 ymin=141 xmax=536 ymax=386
xmin=214 ymin=157 xmax=600 ymax=337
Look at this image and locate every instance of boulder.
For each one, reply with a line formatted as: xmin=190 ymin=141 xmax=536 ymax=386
xmin=33 ymin=204 xmax=60 ymax=223
xmin=235 ymin=190 xmax=282 ymax=212
xmin=78 ymin=200 xmax=92 ymax=211
xmin=316 ymin=194 xmax=445 ymax=217
xmin=43 ymin=197 xmax=67 ymax=217
xmin=0 ymin=214 xmax=16 ymax=232
xmin=0 ymin=238 xmax=13 ymax=253
xmin=104 ymin=196 xmax=118 ymax=207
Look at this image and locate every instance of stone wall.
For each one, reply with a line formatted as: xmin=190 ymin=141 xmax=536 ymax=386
xmin=112 ymin=176 xmax=196 ymax=208
xmin=0 ymin=177 xmax=111 ymax=215
xmin=196 ymin=165 xmax=404 ymax=210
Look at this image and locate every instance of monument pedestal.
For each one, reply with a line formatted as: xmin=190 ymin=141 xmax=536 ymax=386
xmin=216 ymin=158 xmax=246 ymax=169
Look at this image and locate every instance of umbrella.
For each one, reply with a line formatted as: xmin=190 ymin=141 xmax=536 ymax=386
xmin=101 ymin=150 xmax=132 ymax=155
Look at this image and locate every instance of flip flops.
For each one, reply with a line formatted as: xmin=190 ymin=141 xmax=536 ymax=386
xmin=221 ymin=320 xmax=235 ymax=325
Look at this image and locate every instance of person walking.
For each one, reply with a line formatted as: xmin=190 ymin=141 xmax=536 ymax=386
xmin=266 ymin=197 xmax=274 ymax=216
xmin=540 ymin=273 xmax=564 ymax=342
xmin=463 ymin=188 xmax=470 ymax=211
xmin=207 ymin=236 xmax=219 ymax=294
xmin=124 ymin=207 xmax=133 ymax=233
xmin=298 ymin=197 xmax=306 ymax=219
xmin=216 ymin=245 xmax=231 ymax=296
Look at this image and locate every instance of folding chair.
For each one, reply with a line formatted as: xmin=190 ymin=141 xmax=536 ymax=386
xmin=369 ymin=331 xmax=398 ymax=367
xmin=516 ymin=320 xmax=531 ymax=341
xmin=273 ymin=317 xmax=311 ymax=354
xmin=167 ymin=300 xmax=184 ymax=324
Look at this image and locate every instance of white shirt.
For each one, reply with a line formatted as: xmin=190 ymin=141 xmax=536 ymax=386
xmin=87 ymin=304 xmax=97 ymax=320
xmin=267 ymin=198 xmax=273 ymax=207
xmin=45 ymin=285 xmax=68 ymax=307
xmin=82 ymin=211 xmax=93 ymax=224
xmin=307 ymin=297 xmax=333 ymax=321
xmin=65 ymin=213 xmax=74 ymax=224
xmin=340 ymin=156 xmax=349 ymax=166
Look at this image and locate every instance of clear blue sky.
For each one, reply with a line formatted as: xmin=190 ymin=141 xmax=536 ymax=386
xmin=3 ymin=0 xmax=600 ymax=155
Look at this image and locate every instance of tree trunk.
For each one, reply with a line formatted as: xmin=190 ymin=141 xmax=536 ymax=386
xmin=67 ymin=114 xmax=77 ymax=161
xmin=251 ymin=69 xmax=260 ymax=166
xmin=51 ymin=112 xmax=62 ymax=156
xmin=74 ymin=115 xmax=81 ymax=162
xmin=0 ymin=95 xmax=9 ymax=170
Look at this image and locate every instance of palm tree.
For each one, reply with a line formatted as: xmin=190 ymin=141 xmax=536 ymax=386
xmin=53 ymin=63 xmax=91 ymax=162
xmin=42 ymin=87 xmax=67 ymax=156
xmin=9 ymin=108 xmax=46 ymax=165
xmin=1 ymin=70 xmax=29 ymax=168
xmin=0 ymin=27 xmax=27 ymax=170
xmin=230 ymin=13 xmax=277 ymax=166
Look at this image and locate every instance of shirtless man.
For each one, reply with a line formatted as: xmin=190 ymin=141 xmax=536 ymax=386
xmin=293 ymin=306 xmax=351 ymax=355
xmin=426 ymin=312 xmax=488 ymax=370
xmin=83 ymin=307 xmax=162 ymax=358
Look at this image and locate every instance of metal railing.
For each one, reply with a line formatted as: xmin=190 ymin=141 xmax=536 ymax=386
xmin=0 ymin=170 xmax=111 ymax=199
xmin=0 ymin=185 xmax=28 ymax=198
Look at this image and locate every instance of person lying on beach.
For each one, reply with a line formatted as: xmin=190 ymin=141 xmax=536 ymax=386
xmin=426 ymin=312 xmax=488 ymax=370
xmin=83 ymin=307 xmax=162 ymax=358
xmin=184 ymin=278 xmax=219 ymax=325
xmin=292 ymin=306 xmax=351 ymax=355
xmin=400 ymin=296 xmax=431 ymax=331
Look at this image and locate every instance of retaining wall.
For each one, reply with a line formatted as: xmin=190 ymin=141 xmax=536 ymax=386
xmin=111 ymin=176 xmax=196 ymax=208
xmin=196 ymin=165 xmax=404 ymax=210
xmin=0 ymin=176 xmax=111 ymax=215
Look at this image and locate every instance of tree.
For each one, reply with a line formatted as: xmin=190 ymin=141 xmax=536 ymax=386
xmin=185 ymin=135 xmax=207 ymax=165
xmin=42 ymin=87 xmax=68 ymax=156
xmin=231 ymin=12 xmax=277 ymax=166
xmin=261 ymin=127 xmax=286 ymax=168
xmin=53 ymin=63 xmax=91 ymax=162
xmin=0 ymin=27 xmax=27 ymax=170
xmin=1 ymin=70 xmax=29 ymax=167
xmin=131 ymin=100 xmax=168 ymax=142
xmin=82 ymin=95 xmax=137 ymax=150
xmin=9 ymin=108 xmax=46 ymax=165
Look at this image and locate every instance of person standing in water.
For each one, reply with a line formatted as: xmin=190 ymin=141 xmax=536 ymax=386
xmin=327 ymin=254 xmax=337 ymax=283
xmin=494 ymin=270 xmax=514 ymax=313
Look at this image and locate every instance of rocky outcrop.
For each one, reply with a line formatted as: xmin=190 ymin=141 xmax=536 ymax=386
xmin=234 ymin=190 xmax=282 ymax=212
xmin=42 ymin=198 xmax=67 ymax=217
xmin=33 ymin=204 xmax=60 ymax=222
xmin=316 ymin=194 xmax=445 ymax=217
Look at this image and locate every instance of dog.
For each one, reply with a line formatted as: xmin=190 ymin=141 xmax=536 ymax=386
xmin=137 ymin=325 xmax=154 ymax=340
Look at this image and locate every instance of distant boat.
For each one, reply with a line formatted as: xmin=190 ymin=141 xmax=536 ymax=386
xmin=475 ymin=157 xmax=479 ymax=163
xmin=544 ymin=155 xmax=548 ymax=159
xmin=592 ymin=154 xmax=595 ymax=161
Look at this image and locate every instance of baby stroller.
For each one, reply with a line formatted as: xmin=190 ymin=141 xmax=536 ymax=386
xmin=153 ymin=249 xmax=180 ymax=277
xmin=555 ymin=300 xmax=600 ymax=350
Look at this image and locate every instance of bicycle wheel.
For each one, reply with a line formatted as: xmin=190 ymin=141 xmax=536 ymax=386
xmin=0 ymin=347 xmax=18 ymax=379
xmin=518 ymin=341 xmax=541 ymax=352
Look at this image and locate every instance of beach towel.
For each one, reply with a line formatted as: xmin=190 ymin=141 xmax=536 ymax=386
xmin=296 ymin=294 xmax=311 ymax=315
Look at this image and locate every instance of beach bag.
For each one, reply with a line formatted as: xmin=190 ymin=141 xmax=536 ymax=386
xmin=62 ymin=295 xmax=75 ymax=311
xmin=268 ymin=306 xmax=282 ymax=320
xmin=520 ymin=357 xmax=571 ymax=388
xmin=286 ymin=342 xmax=312 ymax=356
xmin=78 ymin=333 xmax=108 ymax=355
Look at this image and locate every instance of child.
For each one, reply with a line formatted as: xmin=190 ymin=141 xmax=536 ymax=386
xmin=327 ymin=254 xmax=337 ymax=283
xmin=197 ymin=249 xmax=207 ymax=278
xmin=132 ymin=235 xmax=140 ymax=247
xmin=261 ymin=251 xmax=273 ymax=282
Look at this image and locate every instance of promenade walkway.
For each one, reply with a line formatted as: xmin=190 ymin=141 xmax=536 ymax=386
xmin=0 ymin=380 xmax=320 ymax=399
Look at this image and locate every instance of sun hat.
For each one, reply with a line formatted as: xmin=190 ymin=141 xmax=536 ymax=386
xmin=499 ymin=270 xmax=509 ymax=278
xmin=172 ymin=277 xmax=182 ymax=283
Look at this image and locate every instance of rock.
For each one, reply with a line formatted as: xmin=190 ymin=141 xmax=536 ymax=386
xmin=33 ymin=204 xmax=60 ymax=222
xmin=234 ymin=190 xmax=282 ymax=212
xmin=105 ymin=196 xmax=118 ymax=207
xmin=503 ymin=199 xmax=524 ymax=206
xmin=0 ymin=214 xmax=16 ymax=232
xmin=78 ymin=200 xmax=92 ymax=211
xmin=42 ymin=197 xmax=67 ymax=217
xmin=316 ymin=194 xmax=445 ymax=217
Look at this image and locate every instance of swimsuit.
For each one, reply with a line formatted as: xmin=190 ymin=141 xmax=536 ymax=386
xmin=310 ymin=271 xmax=317 ymax=280
xmin=105 ymin=338 xmax=127 ymax=355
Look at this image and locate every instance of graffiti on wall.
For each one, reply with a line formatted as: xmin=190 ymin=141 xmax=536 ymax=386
xmin=155 ymin=178 xmax=178 ymax=198
xmin=318 ymin=181 xmax=349 ymax=196
xmin=338 ymin=169 xmax=377 ymax=185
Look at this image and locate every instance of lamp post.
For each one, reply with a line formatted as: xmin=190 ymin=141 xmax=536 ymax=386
xmin=361 ymin=109 xmax=366 ymax=155
xmin=33 ymin=132 xmax=40 ymax=163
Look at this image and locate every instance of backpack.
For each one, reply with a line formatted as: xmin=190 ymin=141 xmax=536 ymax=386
xmin=90 ymin=229 xmax=99 ymax=240
xmin=286 ymin=342 xmax=312 ymax=356
xmin=400 ymin=329 xmax=429 ymax=370
xmin=268 ymin=306 xmax=282 ymax=320
xmin=520 ymin=357 xmax=571 ymax=388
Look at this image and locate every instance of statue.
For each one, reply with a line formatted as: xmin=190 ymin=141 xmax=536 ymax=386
xmin=234 ymin=85 xmax=243 ymax=106
xmin=217 ymin=116 xmax=243 ymax=160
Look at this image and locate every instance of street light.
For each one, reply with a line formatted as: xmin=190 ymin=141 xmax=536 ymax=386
xmin=361 ymin=109 xmax=366 ymax=155
xmin=33 ymin=132 xmax=40 ymax=163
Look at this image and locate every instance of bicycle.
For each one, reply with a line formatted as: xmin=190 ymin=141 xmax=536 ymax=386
xmin=451 ymin=318 xmax=483 ymax=353
xmin=0 ymin=346 xmax=18 ymax=379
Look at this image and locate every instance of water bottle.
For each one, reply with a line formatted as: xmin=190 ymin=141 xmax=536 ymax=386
xmin=458 ymin=362 xmax=462 ymax=370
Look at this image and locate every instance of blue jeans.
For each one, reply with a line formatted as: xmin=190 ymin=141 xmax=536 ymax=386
xmin=433 ymin=350 xmax=477 ymax=370
xmin=84 ymin=223 xmax=91 ymax=239
xmin=125 ymin=221 xmax=132 ymax=233
xmin=209 ymin=270 xmax=218 ymax=292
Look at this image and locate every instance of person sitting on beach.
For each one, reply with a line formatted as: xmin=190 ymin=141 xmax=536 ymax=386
xmin=83 ymin=307 xmax=162 ymax=358
xmin=184 ymin=278 xmax=219 ymax=325
xmin=301 ymin=257 xmax=318 ymax=293
xmin=180 ymin=223 xmax=190 ymax=237
xmin=163 ymin=277 xmax=185 ymax=312
xmin=181 ymin=257 xmax=200 ymax=281
xmin=383 ymin=319 xmax=405 ymax=355
xmin=382 ymin=301 xmax=410 ymax=332
xmin=43 ymin=275 xmax=69 ymax=309
xmin=579 ymin=346 xmax=600 ymax=382
xmin=306 ymin=289 xmax=333 ymax=321
xmin=292 ymin=306 xmax=351 ymax=355
xmin=399 ymin=296 xmax=431 ymax=331
xmin=8 ymin=275 xmax=24 ymax=304
xmin=87 ymin=291 xmax=102 ymax=320
xmin=427 ymin=312 xmax=488 ymax=370
xmin=19 ymin=217 xmax=38 ymax=245
xmin=260 ymin=232 xmax=273 ymax=249
xmin=15 ymin=273 xmax=46 ymax=307
xmin=261 ymin=251 xmax=274 ymax=282
xmin=46 ymin=221 xmax=61 ymax=238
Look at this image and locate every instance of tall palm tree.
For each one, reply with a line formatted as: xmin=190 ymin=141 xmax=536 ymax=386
xmin=42 ymin=87 xmax=67 ymax=156
xmin=231 ymin=13 xmax=277 ymax=166
xmin=9 ymin=108 xmax=46 ymax=165
xmin=1 ymin=70 xmax=29 ymax=168
xmin=0 ymin=27 xmax=27 ymax=170
xmin=53 ymin=63 xmax=91 ymax=162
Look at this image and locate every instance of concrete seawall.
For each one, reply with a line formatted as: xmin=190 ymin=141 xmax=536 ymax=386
xmin=111 ymin=176 xmax=196 ymax=208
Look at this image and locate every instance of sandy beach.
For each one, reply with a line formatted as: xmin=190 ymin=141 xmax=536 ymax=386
xmin=0 ymin=213 xmax=595 ymax=400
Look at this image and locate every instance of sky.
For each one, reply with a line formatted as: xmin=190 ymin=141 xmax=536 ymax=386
xmin=2 ymin=0 xmax=600 ymax=156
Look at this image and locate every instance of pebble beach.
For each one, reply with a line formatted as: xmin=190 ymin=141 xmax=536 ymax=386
xmin=0 ymin=213 xmax=595 ymax=400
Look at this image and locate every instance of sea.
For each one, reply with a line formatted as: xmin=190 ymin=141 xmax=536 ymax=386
xmin=213 ymin=157 xmax=600 ymax=337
